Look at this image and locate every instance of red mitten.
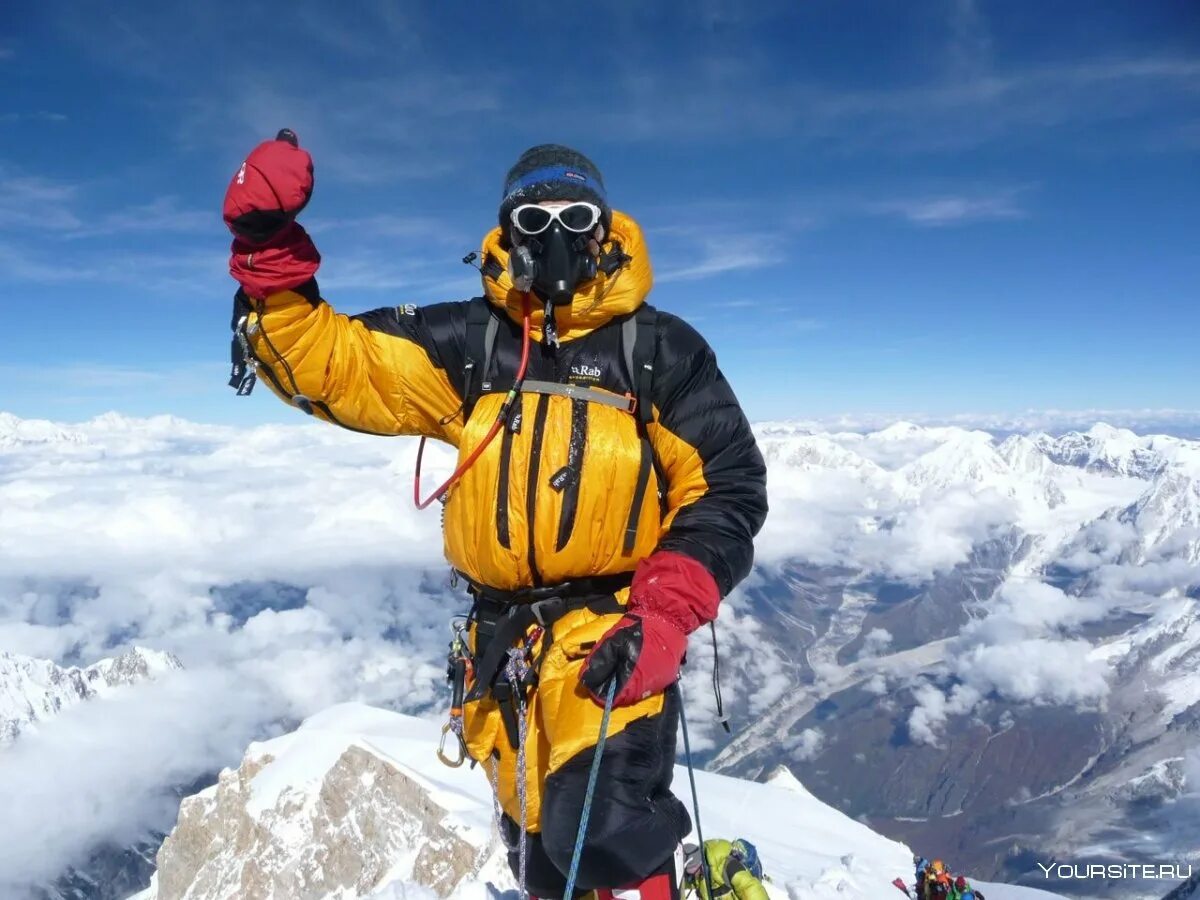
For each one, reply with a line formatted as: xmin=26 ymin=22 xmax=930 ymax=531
xmin=223 ymin=130 xmax=320 ymax=299
xmin=581 ymin=550 xmax=720 ymax=707
xmin=223 ymin=131 xmax=313 ymax=244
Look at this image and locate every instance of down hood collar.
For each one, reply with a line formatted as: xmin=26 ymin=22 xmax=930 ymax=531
xmin=480 ymin=209 xmax=653 ymax=342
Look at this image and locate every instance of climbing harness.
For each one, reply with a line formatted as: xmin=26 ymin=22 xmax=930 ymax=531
xmin=562 ymin=678 xmax=618 ymax=900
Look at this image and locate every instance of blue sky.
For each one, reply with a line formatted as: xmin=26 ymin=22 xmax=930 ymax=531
xmin=0 ymin=0 xmax=1197 ymax=425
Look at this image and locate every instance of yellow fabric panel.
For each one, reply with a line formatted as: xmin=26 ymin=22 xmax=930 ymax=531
xmin=537 ymin=603 xmax=664 ymax=774
xmin=647 ymin=409 xmax=711 ymax=533
xmin=460 ymin=599 xmax=665 ymax=829
xmin=442 ymin=392 xmax=662 ymax=589
xmin=479 ymin=210 xmax=653 ymax=344
xmin=246 ymin=291 xmax=463 ymax=443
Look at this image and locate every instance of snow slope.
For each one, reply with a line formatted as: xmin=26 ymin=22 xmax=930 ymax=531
xmin=131 ymin=703 xmax=1065 ymax=900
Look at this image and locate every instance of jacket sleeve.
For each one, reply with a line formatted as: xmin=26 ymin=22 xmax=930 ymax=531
xmin=240 ymin=279 xmax=466 ymax=441
xmin=646 ymin=314 xmax=768 ymax=597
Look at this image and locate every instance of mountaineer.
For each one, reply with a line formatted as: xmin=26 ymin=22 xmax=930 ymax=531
xmin=222 ymin=134 xmax=768 ymax=899
xmin=682 ymin=839 xmax=769 ymax=899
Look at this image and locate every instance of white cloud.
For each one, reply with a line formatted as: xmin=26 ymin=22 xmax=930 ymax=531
xmin=905 ymin=579 xmax=1119 ymax=744
xmin=954 ymin=637 xmax=1109 ymax=708
xmin=784 ymin=727 xmax=825 ymax=761
xmin=0 ymin=667 xmax=276 ymax=889
xmin=0 ymin=415 xmax=470 ymax=888
xmin=908 ymin=682 xmax=949 ymax=746
xmin=755 ymin=410 xmax=1200 ymax=439
xmin=857 ymin=628 xmax=893 ymax=661
xmin=870 ymin=190 xmax=1027 ymax=227
xmin=656 ymin=231 xmax=785 ymax=283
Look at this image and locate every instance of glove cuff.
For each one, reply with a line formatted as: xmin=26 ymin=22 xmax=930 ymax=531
xmin=627 ymin=550 xmax=720 ymax=636
xmin=230 ymin=222 xmax=321 ymax=300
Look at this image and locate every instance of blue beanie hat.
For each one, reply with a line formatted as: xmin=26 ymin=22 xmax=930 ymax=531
xmin=499 ymin=144 xmax=611 ymax=236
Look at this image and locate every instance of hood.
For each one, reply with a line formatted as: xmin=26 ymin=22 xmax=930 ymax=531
xmin=480 ymin=209 xmax=653 ymax=342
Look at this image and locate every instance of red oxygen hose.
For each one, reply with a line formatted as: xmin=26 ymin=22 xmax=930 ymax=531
xmin=413 ymin=296 xmax=533 ymax=509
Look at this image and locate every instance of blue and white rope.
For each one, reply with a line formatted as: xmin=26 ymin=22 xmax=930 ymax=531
xmin=561 ymin=678 xmax=618 ymax=900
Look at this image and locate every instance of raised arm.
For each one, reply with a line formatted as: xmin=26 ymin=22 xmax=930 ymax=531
xmin=224 ymin=132 xmax=463 ymax=440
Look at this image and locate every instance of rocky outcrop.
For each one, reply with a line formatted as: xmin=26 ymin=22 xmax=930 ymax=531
xmin=142 ymin=708 xmax=492 ymax=900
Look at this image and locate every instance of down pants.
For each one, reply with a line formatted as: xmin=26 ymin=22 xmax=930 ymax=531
xmin=462 ymin=601 xmax=691 ymax=898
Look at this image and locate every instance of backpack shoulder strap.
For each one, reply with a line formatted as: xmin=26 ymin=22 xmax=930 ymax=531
xmin=621 ymin=305 xmax=658 ymax=427
xmin=462 ymin=299 xmax=499 ymax=421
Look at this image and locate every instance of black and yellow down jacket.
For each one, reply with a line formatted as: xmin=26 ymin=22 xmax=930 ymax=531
xmin=241 ymin=211 xmax=767 ymax=596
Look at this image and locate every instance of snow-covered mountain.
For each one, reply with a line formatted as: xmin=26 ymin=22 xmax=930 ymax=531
xmin=130 ymin=703 xmax=1064 ymax=900
xmin=0 ymin=647 xmax=182 ymax=744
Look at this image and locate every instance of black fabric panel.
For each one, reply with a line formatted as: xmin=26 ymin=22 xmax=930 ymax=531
xmin=525 ymin=394 xmax=551 ymax=585
xmin=623 ymin=438 xmax=653 ymax=555
xmin=540 ymin=689 xmax=690 ymax=892
xmin=650 ymin=312 xmax=768 ymax=597
xmin=350 ymin=297 xmax=476 ymax=379
xmin=497 ymin=423 xmax=515 ymax=549
xmin=555 ymin=399 xmax=588 ymax=551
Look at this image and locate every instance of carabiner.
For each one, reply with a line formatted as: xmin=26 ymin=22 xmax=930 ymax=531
xmin=437 ymin=721 xmax=467 ymax=768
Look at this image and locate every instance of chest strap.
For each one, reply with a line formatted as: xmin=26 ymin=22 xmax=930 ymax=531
xmin=519 ymin=379 xmax=637 ymax=412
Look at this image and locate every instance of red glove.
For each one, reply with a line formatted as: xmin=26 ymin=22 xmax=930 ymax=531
xmin=581 ymin=550 xmax=720 ymax=707
xmin=224 ymin=130 xmax=320 ymax=299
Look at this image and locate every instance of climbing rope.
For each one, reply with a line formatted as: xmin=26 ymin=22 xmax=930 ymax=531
xmin=562 ymin=678 xmax=618 ymax=900
xmin=505 ymin=649 xmax=532 ymax=898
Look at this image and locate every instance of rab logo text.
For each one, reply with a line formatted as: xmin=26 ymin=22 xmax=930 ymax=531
xmin=235 ymin=162 xmax=247 ymax=185
xmin=571 ymin=364 xmax=601 ymax=379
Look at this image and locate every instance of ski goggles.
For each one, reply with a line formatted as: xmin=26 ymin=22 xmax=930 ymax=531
xmin=510 ymin=201 xmax=602 ymax=236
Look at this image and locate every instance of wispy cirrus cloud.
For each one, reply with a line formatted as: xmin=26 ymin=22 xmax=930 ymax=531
xmin=946 ymin=0 xmax=993 ymax=81
xmin=652 ymin=224 xmax=787 ymax=283
xmin=0 ymin=111 xmax=68 ymax=124
xmin=593 ymin=54 xmax=1200 ymax=153
xmin=0 ymin=239 xmax=223 ymax=292
xmin=869 ymin=188 xmax=1029 ymax=227
xmin=657 ymin=238 xmax=783 ymax=282
xmin=0 ymin=172 xmax=82 ymax=231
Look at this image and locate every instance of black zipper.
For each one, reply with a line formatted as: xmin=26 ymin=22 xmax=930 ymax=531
xmin=525 ymin=393 xmax=551 ymax=585
xmin=623 ymin=437 xmax=654 ymax=555
xmin=554 ymin=399 xmax=588 ymax=551
xmin=496 ymin=412 xmax=517 ymax=549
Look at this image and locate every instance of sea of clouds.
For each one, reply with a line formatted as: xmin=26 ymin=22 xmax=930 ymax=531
xmin=1 ymin=410 xmax=1198 ymax=889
